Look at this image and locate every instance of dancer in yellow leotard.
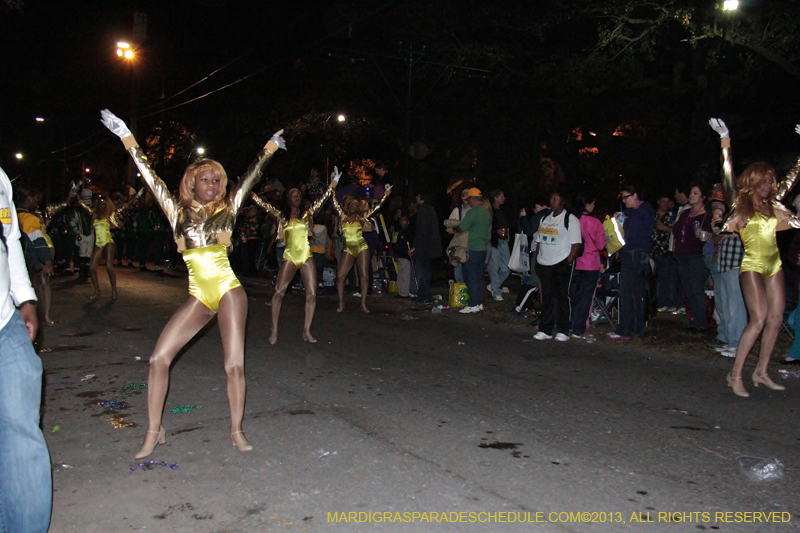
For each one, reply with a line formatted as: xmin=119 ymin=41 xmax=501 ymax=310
xmin=710 ymin=118 xmax=800 ymax=397
xmin=251 ymin=169 xmax=338 ymax=344
xmin=82 ymin=194 xmax=135 ymax=300
xmin=332 ymin=186 xmax=392 ymax=313
xmin=101 ymin=109 xmax=284 ymax=457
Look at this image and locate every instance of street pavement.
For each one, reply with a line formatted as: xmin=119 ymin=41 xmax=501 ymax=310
xmin=39 ymin=268 xmax=800 ymax=532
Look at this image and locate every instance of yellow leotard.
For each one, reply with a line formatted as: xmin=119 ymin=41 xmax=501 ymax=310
xmin=94 ymin=218 xmax=114 ymax=248
xmin=739 ymin=212 xmax=781 ymax=278
xmin=342 ymin=221 xmax=369 ymax=257
xmin=282 ymin=218 xmax=313 ymax=268
xmin=182 ymin=244 xmax=241 ymax=312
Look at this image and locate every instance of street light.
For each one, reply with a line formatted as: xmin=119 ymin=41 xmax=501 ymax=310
xmin=723 ymin=0 xmax=738 ymax=11
xmin=188 ymin=146 xmax=205 ymax=163
xmin=15 ymin=153 xmax=22 ymax=160
xmin=116 ymin=40 xmax=138 ymax=184
xmin=337 ymin=114 xmax=346 ymax=122
xmin=116 ymin=42 xmax=134 ymax=59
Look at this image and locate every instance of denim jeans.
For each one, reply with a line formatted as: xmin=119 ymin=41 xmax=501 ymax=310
xmin=0 ymin=311 xmax=52 ymax=533
xmin=570 ymin=269 xmax=599 ymax=336
xmin=717 ymin=268 xmax=747 ymax=348
xmin=463 ymin=250 xmax=487 ymax=306
xmin=454 ymin=263 xmax=464 ymax=283
xmin=654 ymin=253 xmax=678 ymax=309
xmin=415 ymin=255 xmax=433 ymax=300
xmin=536 ymin=259 xmax=574 ymax=335
xmin=790 ymin=308 xmax=800 ymax=359
xmin=487 ymin=240 xmax=510 ymax=297
xmin=705 ymin=253 xmax=723 ymax=341
xmin=676 ymin=254 xmax=710 ymax=330
xmin=618 ymin=249 xmax=650 ymax=337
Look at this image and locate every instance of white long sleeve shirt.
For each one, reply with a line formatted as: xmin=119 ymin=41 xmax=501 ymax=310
xmin=0 ymin=167 xmax=37 ymax=330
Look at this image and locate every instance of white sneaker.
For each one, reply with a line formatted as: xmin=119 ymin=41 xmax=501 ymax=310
xmin=720 ymin=348 xmax=737 ymax=358
xmin=555 ymin=333 xmax=569 ymax=341
xmin=501 ymin=287 xmax=510 ymax=294
xmin=533 ymin=331 xmax=553 ymax=340
xmin=459 ymin=304 xmax=482 ymax=314
xmin=493 ymin=294 xmax=504 ymax=301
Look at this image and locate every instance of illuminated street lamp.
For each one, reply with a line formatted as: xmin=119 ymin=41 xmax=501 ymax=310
xmin=116 ymin=42 xmax=134 ymax=59
xmin=15 ymin=153 xmax=22 ymax=160
xmin=337 ymin=114 xmax=346 ymax=122
xmin=723 ymin=0 xmax=738 ymax=11
xmin=188 ymin=146 xmax=205 ymax=163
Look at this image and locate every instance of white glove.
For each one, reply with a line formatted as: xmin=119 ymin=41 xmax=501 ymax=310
xmin=385 ymin=184 xmax=393 ymax=194
xmin=100 ymin=109 xmax=132 ymax=139
xmin=69 ymin=181 xmax=81 ymax=196
xmin=331 ymin=166 xmax=342 ymax=184
xmin=795 ymin=124 xmax=800 ymax=136
xmin=709 ymin=118 xmax=729 ymax=139
xmin=269 ymin=129 xmax=286 ymax=150
xmin=136 ymin=188 xmax=145 ymax=199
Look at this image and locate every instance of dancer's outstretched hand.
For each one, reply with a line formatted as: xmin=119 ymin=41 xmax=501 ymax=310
xmin=69 ymin=181 xmax=82 ymax=196
xmin=270 ymin=129 xmax=286 ymax=150
xmin=331 ymin=166 xmax=342 ymax=184
xmin=385 ymin=184 xmax=393 ymax=194
xmin=709 ymin=118 xmax=729 ymax=138
xmin=100 ymin=109 xmax=132 ymax=138
xmin=795 ymin=124 xmax=800 ymax=136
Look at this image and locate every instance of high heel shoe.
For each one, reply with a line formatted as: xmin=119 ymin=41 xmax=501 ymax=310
xmin=726 ymin=373 xmax=749 ymax=398
xmin=752 ymin=372 xmax=785 ymax=391
xmin=134 ymin=427 xmax=166 ymax=459
xmin=231 ymin=430 xmax=254 ymax=452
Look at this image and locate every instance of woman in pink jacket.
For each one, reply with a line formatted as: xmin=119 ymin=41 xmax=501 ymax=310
xmin=569 ymin=194 xmax=607 ymax=341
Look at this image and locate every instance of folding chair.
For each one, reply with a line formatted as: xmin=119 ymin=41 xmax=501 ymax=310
xmin=592 ymin=271 xmax=620 ymax=330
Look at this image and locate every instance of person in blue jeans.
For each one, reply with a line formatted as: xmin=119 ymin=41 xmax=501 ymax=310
xmin=0 ymin=166 xmax=52 ymax=533
xmin=610 ymin=186 xmax=654 ymax=339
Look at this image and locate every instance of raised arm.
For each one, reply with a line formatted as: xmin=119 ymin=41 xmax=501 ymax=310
xmin=250 ymin=192 xmax=281 ymax=220
xmin=228 ymin=129 xmax=286 ymax=214
xmin=100 ymin=109 xmax=178 ymax=228
xmin=306 ymin=166 xmax=341 ymax=218
xmin=365 ymin=184 xmax=392 ymax=218
xmin=709 ymin=118 xmax=736 ymax=206
xmin=775 ymin=124 xmax=800 ymax=201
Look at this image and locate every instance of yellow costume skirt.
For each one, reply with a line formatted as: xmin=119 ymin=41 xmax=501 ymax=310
xmin=94 ymin=219 xmax=114 ymax=248
xmin=182 ymin=244 xmax=241 ymax=312
xmin=283 ymin=218 xmax=312 ymax=268
xmin=342 ymin=221 xmax=368 ymax=257
xmin=739 ymin=213 xmax=781 ymax=278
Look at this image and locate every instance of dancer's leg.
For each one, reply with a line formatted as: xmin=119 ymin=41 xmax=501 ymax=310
xmin=137 ymin=297 xmax=215 ymax=456
xmin=731 ymin=271 xmax=768 ymax=378
xmin=754 ymin=271 xmax=785 ymax=376
xmin=217 ymin=286 xmax=250 ymax=448
xmin=88 ymin=246 xmax=102 ymax=298
xmin=299 ymin=259 xmax=318 ymax=342
xmin=105 ymin=243 xmax=118 ymax=299
xmin=270 ymin=261 xmax=297 ymax=344
xmin=336 ymin=252 xmax=356 ymax=312
xmin=357 ymin=250 xmax=371 ymax=312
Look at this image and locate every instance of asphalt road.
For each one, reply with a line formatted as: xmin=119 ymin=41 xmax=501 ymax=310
xmin=39 ymin=267 xmax=800 ymax=532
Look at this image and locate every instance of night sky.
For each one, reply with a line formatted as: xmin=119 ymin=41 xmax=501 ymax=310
xmin=2 ymin=0 xmax=800 ymax=209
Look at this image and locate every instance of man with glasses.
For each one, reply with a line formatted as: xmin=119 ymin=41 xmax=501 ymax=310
xmin=609 ymin=186 xmax=654 ymax=340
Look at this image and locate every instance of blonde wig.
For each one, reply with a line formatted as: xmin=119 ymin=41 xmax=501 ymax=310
xmin=736 ymin=162 xmax=777 ymax=221
xmin=179 ymin=159 xmax=228 ymax=207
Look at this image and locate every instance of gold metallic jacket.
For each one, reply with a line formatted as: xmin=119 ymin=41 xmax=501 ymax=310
xmin=331 ymin=190 xmax=390 ymax=230
xmin=250 ymin=185 xmax=335 ymax=243
xmin=124 ymin=136 xmax=278 ymax=251
xmin=721 ymin=138 xmax=800 ymax=232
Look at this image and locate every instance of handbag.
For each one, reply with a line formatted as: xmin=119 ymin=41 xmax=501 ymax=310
xmin=446 ymin=231 xmax=469 ymax=266
xmin=507 ymin=233 xmax=530 ymax=273
xmin=603 ymin=215 xmax=625 ymax=254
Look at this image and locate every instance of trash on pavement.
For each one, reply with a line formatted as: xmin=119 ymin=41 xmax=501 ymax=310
xmin=130 ymin=460 xmax=179 ymax=471
xmin=738 ymin=456 xmax=784 ymax=482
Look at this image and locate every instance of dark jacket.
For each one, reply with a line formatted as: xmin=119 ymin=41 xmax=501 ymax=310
xmin=412 ymin=203 xmax=442 ymax=258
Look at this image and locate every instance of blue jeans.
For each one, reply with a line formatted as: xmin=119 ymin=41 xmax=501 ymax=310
xmin=790 ymin=309 xmax=800 ymax=359
xmin=618 ymin=249 xmax=650 ymax=337
xmin=463 ymin=250 xmax=487 ymax=306
xmin=676 ymin=254 xmax=710 ymax=330
xmin=654 ymin=253 xmax=678 ymax=309
xmin=717 ymin=268 xmax=747 ymax=348
xmin=570 ymin=269 xmax=599 ymax=335
xmin=487 ymin=240 xmax=510 ymax=297
xmin=415 ymin=255 xmax=432 ymax=300
xmin=454 ymin=263 xmax=464 ymax=283
xmin=0 ymin=311 xmax=52 ymax=533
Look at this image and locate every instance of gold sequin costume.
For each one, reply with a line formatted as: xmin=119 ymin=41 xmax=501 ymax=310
xmin=93 ymin=218 xmax=113 ymax=248
xmin=250 ymin=186 xmax=335 ymax=268
xmin=720 ymin=137 xmax=800 ymax=278
xmin=331 ymin=191 xmax=390 ymax=258
xmin=739 ymin=213 xmax=781 ymax=277
xmin=121 ymin=135 xmax=279 ymax=311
